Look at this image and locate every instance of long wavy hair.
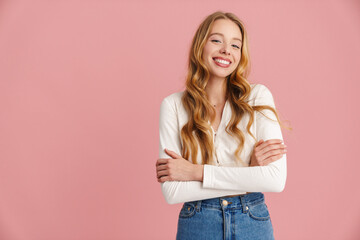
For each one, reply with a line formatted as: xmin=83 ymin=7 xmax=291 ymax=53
xmin=180 ymin=11 xmax=288 ymax=166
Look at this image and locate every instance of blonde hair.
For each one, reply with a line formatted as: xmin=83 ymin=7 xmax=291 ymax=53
xmin=180 ymin=11 xmax=289 ymax=166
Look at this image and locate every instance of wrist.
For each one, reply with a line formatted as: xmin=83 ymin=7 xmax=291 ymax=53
xmin=193 ymin=164 xmax=204 ymax=181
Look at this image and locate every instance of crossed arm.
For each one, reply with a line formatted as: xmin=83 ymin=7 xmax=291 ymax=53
xmin=156 ymin=85 xmax=287 ymax=204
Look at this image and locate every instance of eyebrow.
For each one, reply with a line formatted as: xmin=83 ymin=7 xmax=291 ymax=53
xmin=209 ymin=33 xmax=242 ymax=42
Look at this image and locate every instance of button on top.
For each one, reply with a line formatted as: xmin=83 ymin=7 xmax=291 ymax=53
xmin=245 ymin=206 xmax=249 ymax=210
xmin=222 ymin=200 xmax=228 ymax=206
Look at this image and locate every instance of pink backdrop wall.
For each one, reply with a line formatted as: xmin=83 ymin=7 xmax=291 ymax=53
xmin=0 ymin=0 xmax=359 ymax=239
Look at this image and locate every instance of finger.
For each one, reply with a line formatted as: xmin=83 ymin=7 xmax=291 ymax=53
xmin=165 ymin=148 xmax=181 ymax=159
xmin=257 ymin=139 xmax=283 ymax=151
xmin=262 ymin=148 xmax=286 ymax=160
xmin=265 ymin=139 xmax=283 ymax=144
xmin=156 ymin=169 xmax=169 ymax=178
xmin=253 ymin=143 xmax=283 ymax=162
xmin=158 ymin=176 xmax=171 ymax=183
xmin=257 ymin=141 xmax=285 ymax=154
xmin=260 ymin=143 xmax=286 ymax=156
xmin=255 ymin=139 xmax=264 ymax=147
xmin=261 ymin=153 xmax=284 ymax=166
xmin=156 ymin=164 xmax=168 ymax=172
xmin=156 ymin=158 xmax=169 ymax=166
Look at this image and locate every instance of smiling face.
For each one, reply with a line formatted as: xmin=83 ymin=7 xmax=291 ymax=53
xmin=202 ymin=19 xmax=243 ymax=80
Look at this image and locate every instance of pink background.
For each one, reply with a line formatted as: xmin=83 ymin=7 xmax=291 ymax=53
xmin=0 ymin=0 xmax=359 ymax=239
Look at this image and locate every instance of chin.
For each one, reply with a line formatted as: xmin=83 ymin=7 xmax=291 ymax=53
xmin=212 ymin=71 xmax=232 ymax=78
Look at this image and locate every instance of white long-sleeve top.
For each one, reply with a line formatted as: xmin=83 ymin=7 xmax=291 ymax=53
xmin=158 ymin=83 xmax=287 ymax=204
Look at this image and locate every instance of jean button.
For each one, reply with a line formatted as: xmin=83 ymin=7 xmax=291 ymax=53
xmin=245 ymin=206 xmax=249 ymax=210
xmin=222 ymin=200 xmax=228 ymax=206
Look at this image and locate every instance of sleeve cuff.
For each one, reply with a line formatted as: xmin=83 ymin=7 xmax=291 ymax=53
xmin=203 ymin=164 xmax=214 ymax=188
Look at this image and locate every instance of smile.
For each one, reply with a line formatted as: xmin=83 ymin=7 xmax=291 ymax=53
xmin=213 ymin=57 xmax=231 ymax=68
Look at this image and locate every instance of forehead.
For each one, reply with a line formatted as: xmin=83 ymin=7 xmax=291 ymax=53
xmin=209 ymin=19 xmax=242 ymax=41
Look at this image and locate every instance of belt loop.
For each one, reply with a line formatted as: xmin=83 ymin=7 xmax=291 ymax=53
xmin=195 ymin=200 xmax=202 ymax=212
xmin=240 ymin=195 xmax=247 ymax=213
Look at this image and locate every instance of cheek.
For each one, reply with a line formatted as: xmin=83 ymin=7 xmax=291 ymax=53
xmin=233 ymin=54 xmax=241 ymax=67
xmin=202 ymin=48 xmax=210 ymax=61
xmin=233 ymin=51 xmax=241 ymax=62
xmin=204 ymin=47 xmax=213 ymax=57
xmin=231 ymin=54 xmax=241 ymax=70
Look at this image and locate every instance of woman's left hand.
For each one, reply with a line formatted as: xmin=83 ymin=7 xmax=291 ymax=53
xmin=156 ymin=149 xmax=203 ymax=183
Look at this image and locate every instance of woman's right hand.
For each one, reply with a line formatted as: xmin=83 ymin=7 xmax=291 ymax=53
xmin=250 ymin=139 xmax=287 ymax=166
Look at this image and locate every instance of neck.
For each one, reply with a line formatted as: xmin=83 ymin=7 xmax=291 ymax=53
xmin=205 ymin=76 xmax=227 ymax=105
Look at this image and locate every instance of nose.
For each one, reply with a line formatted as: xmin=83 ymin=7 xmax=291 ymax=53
xmin=220 ymin=45 xmax=230 ymax=55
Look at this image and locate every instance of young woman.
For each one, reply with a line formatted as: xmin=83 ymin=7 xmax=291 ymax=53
xmin=156 ymin=11 xmax=288 ymax=240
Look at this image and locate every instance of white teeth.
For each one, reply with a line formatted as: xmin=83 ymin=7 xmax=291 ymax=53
xmin=214 ymin=58 xmax=230 ymax=65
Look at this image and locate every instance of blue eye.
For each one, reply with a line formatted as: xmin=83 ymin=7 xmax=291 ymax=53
xmin=211 ymin=39 xmax=221 ymax=43
xmin=232 ymin=44 xmax=240 ymax=49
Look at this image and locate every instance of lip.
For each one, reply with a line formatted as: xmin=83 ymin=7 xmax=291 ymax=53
xmin=213 ymin=57 xmax=232 ymax=63
xmin=212 ymin=57 xmax=232 ymax=68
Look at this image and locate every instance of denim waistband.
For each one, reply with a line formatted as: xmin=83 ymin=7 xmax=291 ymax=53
xmin=185 ymin=192 xmax=265 ymax=210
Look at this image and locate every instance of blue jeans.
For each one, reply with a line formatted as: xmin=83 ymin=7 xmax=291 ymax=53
xmin=176 ymin=192 xmax=274 ymax=240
